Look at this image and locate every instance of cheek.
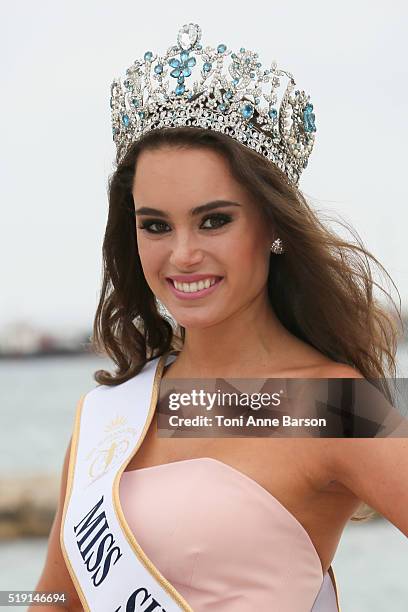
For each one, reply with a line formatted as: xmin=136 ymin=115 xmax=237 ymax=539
xmin=137 ymin=235 xmax=165 ymax=281
xmin=228 ymin=231 xmax=268 ymax=272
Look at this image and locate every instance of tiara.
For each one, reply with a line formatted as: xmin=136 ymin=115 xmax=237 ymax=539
xmin=110 ymin=23 xmax=317 ymax=187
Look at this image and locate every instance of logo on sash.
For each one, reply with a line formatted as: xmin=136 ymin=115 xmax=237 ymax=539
xmin=86 ymin=414 xmax=138 ymax=485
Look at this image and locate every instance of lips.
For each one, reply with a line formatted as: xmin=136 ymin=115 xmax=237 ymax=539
xmin=166 ymin=276 xmax=224 ymax=300
xmin=166 ymin=274 xmax=223 ymax=283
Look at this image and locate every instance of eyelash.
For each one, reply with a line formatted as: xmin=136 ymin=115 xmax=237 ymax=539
xmin=137 ymin=213 xmax=233 ymax=234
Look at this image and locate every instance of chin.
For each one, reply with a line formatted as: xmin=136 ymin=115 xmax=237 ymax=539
xmin=167 ymin=308 xmax=225 ymax=331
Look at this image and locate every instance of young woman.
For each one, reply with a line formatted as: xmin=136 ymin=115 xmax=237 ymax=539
xmin=32 ymin=24 xmax=407 ymax=612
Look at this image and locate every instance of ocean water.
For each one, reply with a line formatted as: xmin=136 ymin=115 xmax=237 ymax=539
xmin=0 ymin=350 xmax=407 ymax=610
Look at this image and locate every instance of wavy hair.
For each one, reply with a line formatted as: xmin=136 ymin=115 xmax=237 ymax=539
xmin=92 ymin=126 xmax=404 ymax=522
xmin=92 ymin=126 xmax=402 ymax=387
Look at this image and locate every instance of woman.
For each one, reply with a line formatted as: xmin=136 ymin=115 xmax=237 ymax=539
xmin=32 ymin=24 xmax=407 ymax=612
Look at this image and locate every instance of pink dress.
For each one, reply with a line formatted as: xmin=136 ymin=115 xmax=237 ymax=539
xmin=119 ymin=457 xmax=339 ymax=611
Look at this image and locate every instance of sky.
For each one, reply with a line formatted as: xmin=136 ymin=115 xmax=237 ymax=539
xmin=1 ymin=1 xmax=407 ymax=334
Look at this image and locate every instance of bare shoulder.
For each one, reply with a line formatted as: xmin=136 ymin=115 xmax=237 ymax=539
xmin=313 ymin=361 xmax=365 ymax=379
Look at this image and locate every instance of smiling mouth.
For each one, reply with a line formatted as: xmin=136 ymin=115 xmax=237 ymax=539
xmin=168 ymin=277 xmax=222 ymax=293
xmin=166 ymin=276 xmax=224 ymax=298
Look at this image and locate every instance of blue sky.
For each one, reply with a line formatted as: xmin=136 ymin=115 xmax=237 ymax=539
xmin=1 ymin=1 xmax=406 ymax=332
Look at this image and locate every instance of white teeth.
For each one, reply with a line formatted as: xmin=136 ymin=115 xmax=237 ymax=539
xmin=173 ymin=277 xmax=219 ymax=293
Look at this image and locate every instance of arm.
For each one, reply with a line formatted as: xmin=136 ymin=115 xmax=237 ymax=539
xmin=322 ymin=363 xmax=408 ymax=536
xmin=28 ymin=438 xmax=83 ymax=611
xmin=330 ymin=437 xmax=408 ymax=536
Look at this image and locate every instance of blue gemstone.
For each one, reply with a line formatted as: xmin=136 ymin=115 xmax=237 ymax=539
xmin=196 ymin=44 xmax=202 ymax=50
xmin=180 ymin=50 xmax=189 ymax=62
xmin=255 ymin=97 xmax=260 ymax=104
xmin=138 ymin=111 xmax=145 ymax=118
xmin=122 ymin=114 xmax=130 ymax=127
xmin=182 ymin=67 xmax=191 ymax=77
xmin=178 ymin=75 xmax=185 ymax=84
xmin=187 ymin=57 xmax=196 ymax=68
xmin=170 ymin=68 xmax=181 ymax=78
xmin=217 ymin=44 xmax=227 ymax=53
xmin=219 ymin=103 xmax=226 ymax=111
xmin=240 ymin=47 xmax=245 ymax=53
xmin=232 ymin=78 xmax=239 ymax=86
xmin=124 ymin=79 xmax=132 ymax=89
xmin=175 ymin=84 xmax=185 ymax=95
xmin=169 ymin=58 xmax=180 ymax=68
xmin=268 ymin=108 xmax=277 ymax=119
xmin=241 ymin=104 xmax=254 ymax=119
xmin=131 ymin=98 xmax=139 ymax=107
xmin=203 ymin=62 xmax=212 ymax=72
xmin=250 ymin=72 xmax=255 ymax=78
xmin=224 ymin=90 xmax=233 ymax=99
xmin=303 ymin=106 xmax=316 ymax=132
xmin=154 ymin=64 xmax=163 ymax=74
xmin=144 ymin=51 xmax=153 ymax=62
xmin=112 ymin=127 xmax=117 ymax=135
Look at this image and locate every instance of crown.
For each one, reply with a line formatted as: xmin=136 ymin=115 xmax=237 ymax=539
xmin=110 ymin=23 xmax=317 ymax=187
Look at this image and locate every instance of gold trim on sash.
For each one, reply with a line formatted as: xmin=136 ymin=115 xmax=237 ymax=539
xmin=327 ymin=565 xmax=341 ymax=612
xmin=60 ymin=394 xmax=91 ymax=612
xmin=112 ymin=352 xmax=194 ymax=611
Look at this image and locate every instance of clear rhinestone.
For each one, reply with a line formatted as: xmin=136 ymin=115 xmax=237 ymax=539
xmin=177 ymin=23 xmax=201 ymax=51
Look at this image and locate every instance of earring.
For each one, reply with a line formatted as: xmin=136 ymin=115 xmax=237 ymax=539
xmin=270 ymin=238 xmax=284 ymax=254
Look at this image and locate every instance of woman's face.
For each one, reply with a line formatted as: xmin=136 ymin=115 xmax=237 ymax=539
xmin=132 ymin=146 xmax=273 ymax=329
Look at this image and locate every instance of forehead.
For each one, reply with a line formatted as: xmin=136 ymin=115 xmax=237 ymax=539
xmin=132 ymin=146 xmax=249 ymax=206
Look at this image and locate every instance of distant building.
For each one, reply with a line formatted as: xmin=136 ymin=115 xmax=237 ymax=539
xmin=0 ymin=321 xmax=91 ymax=357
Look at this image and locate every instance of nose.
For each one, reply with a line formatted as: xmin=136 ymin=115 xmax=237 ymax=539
xmin=168 ymin=230 xmax=204 ymax=269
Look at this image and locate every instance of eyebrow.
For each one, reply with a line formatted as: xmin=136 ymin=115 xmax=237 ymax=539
xmin=134 ymin=199 xmax=242 ymax=218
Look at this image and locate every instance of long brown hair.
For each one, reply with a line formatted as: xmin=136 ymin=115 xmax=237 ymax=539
xmin=92 ymin=126 xmax=403 ymax=523
xmin=92 ymin=126 xmax=402 ymax=388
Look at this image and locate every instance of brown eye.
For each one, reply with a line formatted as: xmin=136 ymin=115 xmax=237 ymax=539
xmin=201 ymin=213 xmax=232 ymax=229
xmin=137 ymin=220 xmax=170 ymax=234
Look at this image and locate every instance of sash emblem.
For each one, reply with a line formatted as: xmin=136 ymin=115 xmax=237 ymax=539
xmin=86 ymin=415 xmax=138 ymax=485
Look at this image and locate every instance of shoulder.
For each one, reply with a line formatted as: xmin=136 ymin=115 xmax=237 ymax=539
xmin=313 ymin=361 xmax=365 ymax=379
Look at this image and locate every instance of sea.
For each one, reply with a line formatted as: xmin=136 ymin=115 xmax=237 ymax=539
xmin=0 ymin=349 xmax=407 ymax=611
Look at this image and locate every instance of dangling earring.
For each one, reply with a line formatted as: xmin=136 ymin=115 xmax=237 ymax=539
xmin=270 ymin=238 xmax=284 ymax=254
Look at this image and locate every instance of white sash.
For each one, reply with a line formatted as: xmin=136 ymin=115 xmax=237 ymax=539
xmin=60 ymin=351 xmax=341 ymax=612
xmin=60 ymin=352 xmax=190 ymax=611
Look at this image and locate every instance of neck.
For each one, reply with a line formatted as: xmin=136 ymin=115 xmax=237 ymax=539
xmin=169 ymin=293 xmax=301 ymax=377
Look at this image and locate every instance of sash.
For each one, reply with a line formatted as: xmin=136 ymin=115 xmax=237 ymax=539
xmin=60 ymin=352 xmax=190 ymax=611
xmin=60 ymin=351 xmax=341 ymax=612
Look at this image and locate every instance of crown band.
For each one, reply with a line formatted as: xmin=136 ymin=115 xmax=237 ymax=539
xmin=110 ymin=23 xmax=317 ymax=187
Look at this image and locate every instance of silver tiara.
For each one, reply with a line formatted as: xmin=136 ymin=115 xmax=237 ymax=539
xmin=110 ymin=23 xmax=317 ymax=187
